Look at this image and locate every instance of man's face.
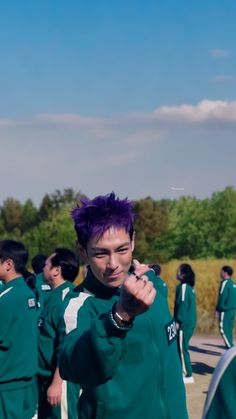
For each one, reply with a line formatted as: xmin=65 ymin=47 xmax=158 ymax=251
xmin=0 ymin=260 xmax=7 ymax=281
xmin=43 ymin=254 xmax=55 ymax=286
xmin=176 ymin=269 xmax=181 ymax=281
xmin=0 ymin=259 xmax=12 ymax=281
xmin=85 ymin=227 xmax=134 ymax=288
xmin=220 ymin=269 xmax=227 ymax=279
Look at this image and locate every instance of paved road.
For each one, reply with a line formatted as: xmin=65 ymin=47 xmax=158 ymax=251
xmin=186 ymin=335 xmax=226 ymax=419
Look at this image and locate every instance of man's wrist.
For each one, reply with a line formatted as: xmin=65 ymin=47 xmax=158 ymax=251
xmin=114 ymin=302 xmax=134 ymax=322
xmin=109 ymin=307 xmax=133 ymax=331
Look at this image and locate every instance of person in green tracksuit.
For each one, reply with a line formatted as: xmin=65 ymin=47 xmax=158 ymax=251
xmin=32 ymin=254 xmax=52 ymax=315
xmin=149 ymin=263 xmax=168 ymax=299
xmin=202 ymin=345 xmax=236 ymax=419
xmin=0 ymin=240 xmax=38 ymax=419
xmin=59 ymin=192 xmax=188 ymax=419
xmin=216 ymin=265 xmax=236 ymax=349
xmin=36 ymin=272 xmax=52 ymax=314
xmin=174 ymin=263 xmax=197 ymax=384
xmin=38 ymin=247 xmax=80 ymax=419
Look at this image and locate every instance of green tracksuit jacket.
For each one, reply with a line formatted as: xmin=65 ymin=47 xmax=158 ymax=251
xmin=38 ymin=281 xmax=74 ymax=378
xmin=147 ymin=269 xmax=168 ymax=299
xmin=59 ymin=269 xmax=188 ymax=419
xmin=156 ymin=275 xmax=168 ymax=299
xmin=174 ymin=283 xmax=197 ymax=330
xmin=216 ymin=278 xmax=236 ymax=313
xmin=35 ymin=272 xmax=51 ymax=315
xmin=216 ymin=278 xmax=236 ymax=348
xmin=0 ymin=277 xmax=38 ymax=390
xmin=202 ymin=346 xmax=236 ymax=419
xmin=174 ymin=283 xmax=196 ymax=377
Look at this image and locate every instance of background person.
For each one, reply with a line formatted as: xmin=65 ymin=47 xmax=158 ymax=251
xmin=216 ymin=265 xmax=236 ymax=349
xmin=32 ymin=254 xmax=47 ymax=275
xmin=148 ymin=263 xmax=168 ymax=298
xmin=174 ymin=263 xmax=197 ymax=384
xmin=37 ymin=247 xmax=79 ymax=419
xmin=0 ymin=240 xmax=38 ymax=419
xmin=32 ymin=254 xmax=51 ymax=315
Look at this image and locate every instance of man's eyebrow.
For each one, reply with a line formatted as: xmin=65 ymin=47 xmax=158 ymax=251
xmin=116 ymin=242 xmax=131 ymax=249
xmin=91 ymin=242 xmax=131 ymax=252
xmin=91 ymin=247 xmax=109 ymax=252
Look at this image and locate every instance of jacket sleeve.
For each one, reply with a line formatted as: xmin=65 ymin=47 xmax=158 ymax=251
xmin=174 ymin=284 xmax=189 ymax=326
xmin=56 ymin=296 xmax=78 ymax=365
xmin=202 ymin=347 xmax=236 ymax=419
xmin=216 ymin=281 xmax=229 ymax=311
xmin=59 ymin=299 xmax=131 ymax=388
xmin=0 ymin=289 xmax=15 ymax=351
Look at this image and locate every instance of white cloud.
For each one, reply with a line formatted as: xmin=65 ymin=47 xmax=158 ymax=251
xmin=1 ymin=100 xmax=236 ymax=141
xmin=124 ymin=130 xmax=166 ymax=146
xmin=211 ymin=75 xmax=234 ymax=83
xmin=1 ymin=99 xmax=236 ymax=205
xmin=152 ymin=100 xmax=236 ymax=123
xmin=210 ymin=49 xmax=230 ymax=58
xmin=0 ymin=119 xmax=13 ymax=127
xmin=38 ymin=100 xmax=236 ymax=126
xmin=38 ymin=113 xmax=106 ymax=127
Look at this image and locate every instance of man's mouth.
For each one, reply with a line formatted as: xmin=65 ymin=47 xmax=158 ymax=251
xmin=104 ymin=272 xmax=121 ymax=279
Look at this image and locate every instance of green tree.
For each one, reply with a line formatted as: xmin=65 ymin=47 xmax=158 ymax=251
xmin=39 ymin=189 xmax=84 ymax=220
xmin=24 ymin=205 xmax=78 ymax=258
xmin=0 ymin=198 xmax=22 ymax=237
xmin=133 ymin=198 xmax=169 ymax=262
xmin=206 ymin=187 xmax=236 ymax=258
xmin=21 ymin=199 xmax=40 ymax=234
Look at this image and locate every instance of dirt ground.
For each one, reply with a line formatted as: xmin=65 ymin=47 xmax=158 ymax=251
xmin=186 ymin=335 xmax=226 ymax=419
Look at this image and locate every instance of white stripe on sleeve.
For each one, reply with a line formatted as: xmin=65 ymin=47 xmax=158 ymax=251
xmin=0 ymin=287 xmax=13 ymax=298
xmin=64 ymin=292 xmax=92 ymax=335
xmin=181 ymin=284 xmax=187 ymax=302
xmin=220 ymin=281 xmax=227 ymax=294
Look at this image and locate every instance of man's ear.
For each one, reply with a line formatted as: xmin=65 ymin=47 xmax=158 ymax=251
xmin=78 ymin=245 xmax=88 ymax=264
xmin=131 ymin=231 xmax=135 ymax=252
xmin=5 ymin=258 xmax=14 ymax=272
xmin=53 ymin=266 xmax=61 ymax=277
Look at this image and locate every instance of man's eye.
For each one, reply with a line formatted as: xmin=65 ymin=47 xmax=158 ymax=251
xmin=95 ymin=253 xmax=106 ymax=258
xmin=118 ymin=248 xmax=128 ymax=253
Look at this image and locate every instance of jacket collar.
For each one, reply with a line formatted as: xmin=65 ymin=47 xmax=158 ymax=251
xmin=4 ymin=276 xmax=24 ymax=288
xmin=82 ymin=267 xmax=120 ymax=299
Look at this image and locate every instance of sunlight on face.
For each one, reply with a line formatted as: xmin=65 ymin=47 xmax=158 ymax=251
xmin=86 ymin=227 xmax=134 ymax=288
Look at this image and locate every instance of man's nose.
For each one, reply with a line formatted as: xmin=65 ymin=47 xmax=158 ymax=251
xmin=107 ymin=254 xmax=118 ymax=270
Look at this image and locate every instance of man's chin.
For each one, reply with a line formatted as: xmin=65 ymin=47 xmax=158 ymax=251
xmin=101 ymin=275 xmax=125 ymax=288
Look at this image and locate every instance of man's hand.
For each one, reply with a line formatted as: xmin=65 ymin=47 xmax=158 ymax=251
xmin=47 ymin=368 xmax=63 ymax=406
xmin=115 ymin=259 xmax=156 ymax=321
xmin=47 ymin=382 xmax=62 ymax=406
xmin=132 ymin=259 xmax=150 ymax=276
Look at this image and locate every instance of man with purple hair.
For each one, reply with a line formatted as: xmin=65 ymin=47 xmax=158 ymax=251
xmin=59 ymin=192 xmax=188 ymax=419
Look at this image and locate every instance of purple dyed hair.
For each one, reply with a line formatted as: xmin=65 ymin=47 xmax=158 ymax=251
xmin=71 ymin=192 xmax=135 ymax=248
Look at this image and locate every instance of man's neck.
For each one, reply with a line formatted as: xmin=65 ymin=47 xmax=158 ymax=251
xmin=2 ymin=272 xmax=21 ymax=284
xmin=51 ymin=277 xmax=67 ymax=289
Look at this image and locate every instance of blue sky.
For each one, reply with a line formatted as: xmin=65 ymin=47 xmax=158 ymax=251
xmin=0 ymin=0 xmax=235 ymax=204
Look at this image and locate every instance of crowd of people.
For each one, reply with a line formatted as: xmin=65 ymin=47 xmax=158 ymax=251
xmin=0 ymin=192 xmax=235 ymax=419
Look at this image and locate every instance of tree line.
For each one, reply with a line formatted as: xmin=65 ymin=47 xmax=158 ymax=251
xmin=0 ymin=186 xmax=236 ymax=263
